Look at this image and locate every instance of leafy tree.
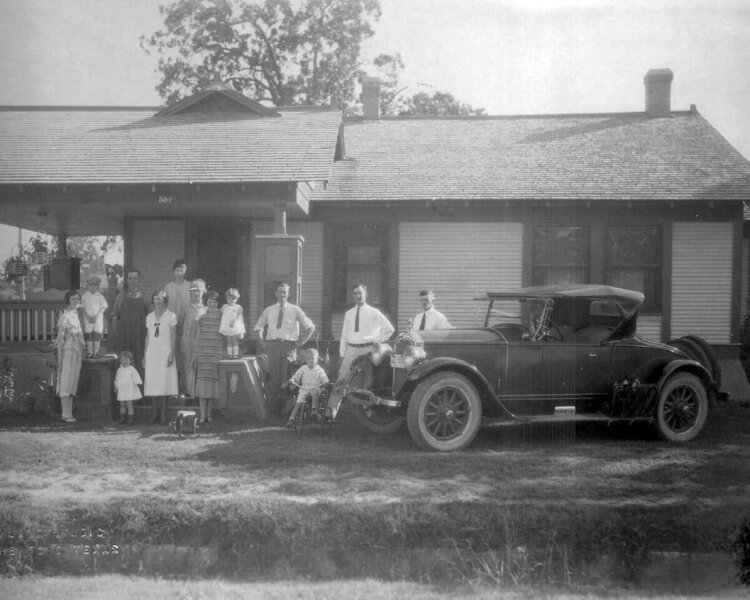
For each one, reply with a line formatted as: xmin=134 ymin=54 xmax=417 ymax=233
xmin=2 ymin=235 xmax=122 ymax=294
xmin=65 ymin=236 xmax=123 ymax=284
xmin=369 ymin=52 xmax=406 ymax=116
xmin=141 ymin=0 xmax=382 ymax=107
xmin=399 ymin=90 xmax=486 ymax=117
xmin=2 ymin=234 xmax=57 ymax=290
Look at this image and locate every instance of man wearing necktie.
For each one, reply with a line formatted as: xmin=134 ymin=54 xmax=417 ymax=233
xmin=254 ymin=283 xmax=315 ymax=417
xmin=410 ymin=290 xmax=452 ymax=332
xmin=329 ymin=283 xmax=394 ymax=418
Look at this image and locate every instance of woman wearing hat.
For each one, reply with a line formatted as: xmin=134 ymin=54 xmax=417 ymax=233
xmin=56 ymin=289 xmax=86 ymax=423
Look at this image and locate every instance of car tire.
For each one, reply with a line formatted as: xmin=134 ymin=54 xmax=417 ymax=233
xmin=348 ymin=368 xmax=406 ymax=435
xmin=407 ymin=372 xmax=482 ymax=452
xmin=654 ymin=372 xmax=708 ymax=442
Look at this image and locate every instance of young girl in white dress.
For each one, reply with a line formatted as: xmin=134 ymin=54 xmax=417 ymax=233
xmin=115 ymin=350 xmax=142 ymax=425
xmin=219 ymin=287 xmax=245 ymax=358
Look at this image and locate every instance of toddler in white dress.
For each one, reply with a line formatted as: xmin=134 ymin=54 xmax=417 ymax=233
xmin=115 ymin=350 xmax=142 ymax=425
xmin=219 ymin=288 xmax=245 ymax=358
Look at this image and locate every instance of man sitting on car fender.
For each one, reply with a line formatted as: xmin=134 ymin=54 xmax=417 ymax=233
xmin=328 ymin=284 xmax=394 ymax=419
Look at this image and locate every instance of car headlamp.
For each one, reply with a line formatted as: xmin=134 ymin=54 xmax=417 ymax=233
xmin=402 ymin=345 xmax=426 ymax=368
xmin=371 ymin=342 xmax=392 ymax=366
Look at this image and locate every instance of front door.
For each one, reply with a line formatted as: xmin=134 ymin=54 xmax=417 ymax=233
xmin=187 ymin=221 xmax=241 ymax=299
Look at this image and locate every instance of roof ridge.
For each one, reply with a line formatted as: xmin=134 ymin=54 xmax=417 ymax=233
xmin=346 ymin=110 xmax=698 ymax=122
xmin=0 ymin=105 xmax=162 ymax=111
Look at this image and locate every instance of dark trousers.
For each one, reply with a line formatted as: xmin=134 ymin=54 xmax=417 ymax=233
xmin=266 ymin=340 xmax=297 ymax=414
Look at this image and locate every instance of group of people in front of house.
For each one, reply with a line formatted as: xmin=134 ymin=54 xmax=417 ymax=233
xmin=55 ymin=257 xmax=453 ymax=428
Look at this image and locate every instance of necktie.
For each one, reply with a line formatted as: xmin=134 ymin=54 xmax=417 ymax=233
xmin=354 ymin=307 xmax=360 ymax=332
xmin=276 ymin=304 xmax=284 ymax=329
xmin=419 ymin=312 xmax=426 ymax=330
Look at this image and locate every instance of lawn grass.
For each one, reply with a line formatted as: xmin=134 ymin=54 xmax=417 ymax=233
xmin=0 ymin=576 xmax=747 ymax=600
xmin=1 ymin=403 xmax=749 ymax=588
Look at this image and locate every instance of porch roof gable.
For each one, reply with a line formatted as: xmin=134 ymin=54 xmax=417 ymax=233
xmin=0 ymin=106 xmax=342 ymax=185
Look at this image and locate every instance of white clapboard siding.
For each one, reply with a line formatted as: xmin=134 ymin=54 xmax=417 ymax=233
xmin=671 ymin=222 xmax=733 ymax=343
xmin=131 ymin=221 xmax=185 ymax=298
xmin=247 ymin=221 xmax=324 ymax=332
xmin=398 ymin=222 xmax=524 ymax=329
xmin=636 ymin=314 xmax=662 ymax=342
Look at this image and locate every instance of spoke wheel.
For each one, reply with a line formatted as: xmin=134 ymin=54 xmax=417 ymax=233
xmin=294 ymin=405 xmax=310 ymax=435
xmin=407 ymin=372 xmax=482 ymax=452
xmin=655 ymin=372 xmax=708 ymax=442
xmin=349 ymin=370 xmax=405 ymax=434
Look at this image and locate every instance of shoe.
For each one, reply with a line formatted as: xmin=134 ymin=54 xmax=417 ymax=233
xmin=119 ymin=415 xmax=126 ymax=424
xmin=150 ymin=414 xmax=159 ymax=425
xmin=61 ymin=416 xmax=77 ymax=423
xmin=285 ymin=420 xmax=295 ymax=429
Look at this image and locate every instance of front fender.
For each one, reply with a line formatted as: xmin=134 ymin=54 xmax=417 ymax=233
xmin=407 ymin=357 xmax=517 ymax=419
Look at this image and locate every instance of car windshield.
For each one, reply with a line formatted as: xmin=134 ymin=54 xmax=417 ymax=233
xmin=480 ymin=293 xmax=635 ymax=343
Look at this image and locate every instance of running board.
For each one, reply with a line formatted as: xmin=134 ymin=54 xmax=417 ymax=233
xmin=483 ymin=414 xmax=651 ymax=426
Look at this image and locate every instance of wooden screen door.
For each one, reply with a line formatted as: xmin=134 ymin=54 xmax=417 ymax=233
xmin=188 ymin=221 xmax=240 ymax=299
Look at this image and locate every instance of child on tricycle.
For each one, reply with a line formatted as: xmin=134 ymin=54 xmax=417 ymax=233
xmin=286 ymin=348 xmax=331 ymax=429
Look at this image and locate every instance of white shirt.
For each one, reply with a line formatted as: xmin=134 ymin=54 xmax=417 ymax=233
xmin=339 ymin=303 xmax=395 ymax=356
xmin=291 ymin=364 xmax=329 ymax=391
xmin=411 ymin=307 xmax=452 ymax=331
xmin=254 ymin=302 xmax=312 ymax=341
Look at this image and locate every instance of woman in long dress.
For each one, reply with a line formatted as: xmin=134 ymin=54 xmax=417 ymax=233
xmin=181 ymin=279 xmax=207 ymax=398
xmin=56 ymin=289 xmax=86 ymax=423
xmin=194 ymin=290 xmax=224 ymax=425
xmin=143 ymin=290 xmax=178 ymax=425
xmin=163 ymin=258 xmax=191 ymax=394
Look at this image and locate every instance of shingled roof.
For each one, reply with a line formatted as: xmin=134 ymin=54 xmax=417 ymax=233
xmin=0 ymin=106 xmax=342 ymax=184
xmin=313 ymin=111 xmax=750 ymax=202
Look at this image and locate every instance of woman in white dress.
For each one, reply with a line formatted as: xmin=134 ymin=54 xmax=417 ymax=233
xmin=56 ymin=289 xmax=86 ymax=423
xmin=142 ymin=290 xmax=178 ymax=425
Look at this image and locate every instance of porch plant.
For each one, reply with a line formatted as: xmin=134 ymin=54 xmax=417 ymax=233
xmin=0 ymin=356 xmax=37 ymax=415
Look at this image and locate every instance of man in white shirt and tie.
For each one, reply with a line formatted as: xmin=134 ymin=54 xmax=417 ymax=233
xmin=254 ymin=282 xmax=315 ymax=417
xmin=411 ymin=290 xmax=452 ymax=331
xmin=329 ymin=283 xmax=394 ymax=418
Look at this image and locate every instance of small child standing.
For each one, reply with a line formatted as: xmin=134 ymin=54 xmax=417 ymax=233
xmin=286 ymin=348 xmax=329 ymax=428
xmin=219 ymin=288 xmax=245 ymax=358
xmin=115 ymin=350 xmax=142 ymax=425
xmin=81 ymin=276 xmax=108 ymax=358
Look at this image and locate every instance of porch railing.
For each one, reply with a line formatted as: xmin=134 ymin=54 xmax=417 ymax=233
xmin=0 ymin=300 xmax=65 ymax=343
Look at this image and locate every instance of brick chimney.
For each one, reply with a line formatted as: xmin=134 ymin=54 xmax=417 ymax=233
xmin=644 ymin=68 xmax=673 ymax=117
xmin=362 ymin=76 xmax=380 ymax=120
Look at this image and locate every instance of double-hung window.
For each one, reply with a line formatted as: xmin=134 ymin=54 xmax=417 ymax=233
xmin=532 ymin=225 xmax=590 ymax=286
xmin=333 ymin=224 xmax=388 ymax=309
xmin=605 ymin=225 xmax=662 ymax=312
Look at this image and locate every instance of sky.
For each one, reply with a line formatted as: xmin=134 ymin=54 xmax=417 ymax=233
xmin=0 ymin=0 xmax=749 ymax=259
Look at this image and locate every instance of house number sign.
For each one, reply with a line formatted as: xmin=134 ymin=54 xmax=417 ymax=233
xmin=158 ymin=196 xmax=173 ymax=204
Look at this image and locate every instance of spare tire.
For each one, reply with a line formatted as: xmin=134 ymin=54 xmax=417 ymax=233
xmin=668 ymin=337 xmax=720 ymax=389
xmin=682 ymin=335 xmax=722 ymax=390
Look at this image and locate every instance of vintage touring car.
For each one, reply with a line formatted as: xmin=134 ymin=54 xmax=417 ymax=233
xmin=344 ymin=285 xmax=722 ymax=451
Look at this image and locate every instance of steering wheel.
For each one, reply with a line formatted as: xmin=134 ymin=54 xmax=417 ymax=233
xmin=545 ymin=320 xmax=564 ymax=342
xmin=532 ymin=318 xmax=563 ymax=342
